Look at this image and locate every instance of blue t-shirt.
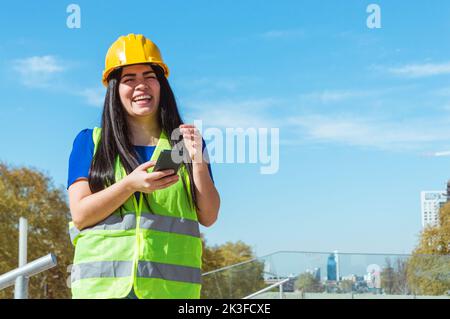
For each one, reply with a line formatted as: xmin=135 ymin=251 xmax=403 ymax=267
xmin=67 ymin=129 xmax=214 ymax=199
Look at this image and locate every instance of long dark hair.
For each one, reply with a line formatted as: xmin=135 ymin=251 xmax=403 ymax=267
xmin=88 ymin=63 xmax=198 ymax=212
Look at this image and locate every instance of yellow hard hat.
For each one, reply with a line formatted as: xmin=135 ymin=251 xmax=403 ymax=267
xmin=102 ymin=34 xmax=169 ymax=86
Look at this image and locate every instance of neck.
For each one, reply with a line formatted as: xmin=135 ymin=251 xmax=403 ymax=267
xmin=127 ymin=115 xmax=161 ymax=146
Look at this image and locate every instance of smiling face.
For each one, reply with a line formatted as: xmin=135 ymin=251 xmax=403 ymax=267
xmin=118 ymin=64 xmax=161 ymax=119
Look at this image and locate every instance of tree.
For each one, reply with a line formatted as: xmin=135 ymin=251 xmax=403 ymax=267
xmin=381 ymin=258 xmax=396 ymax=294
xmin=395 ymin=258 xmax=410 ymax=295
xmin=381 ymin=257 xmax=411 ymax=295
xmin=201 ymin=240 xmax=266 ymax=299
xmin=294 ymin=272 xmax=323 ymax=293
xmin=407 ymin=202 xmax=450 ymax=296
xmin=0 ymin=162 xmax=74 ymax=299
xmin=339 ymin=280 xmax=353 ymax=293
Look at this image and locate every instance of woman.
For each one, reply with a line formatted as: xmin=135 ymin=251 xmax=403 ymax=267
xmin=67 ymin=34 xmax=220 ymax=299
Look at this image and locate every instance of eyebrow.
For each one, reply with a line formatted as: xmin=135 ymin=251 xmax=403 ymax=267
xmin=121 ymin=71 xmax=155 ymax=79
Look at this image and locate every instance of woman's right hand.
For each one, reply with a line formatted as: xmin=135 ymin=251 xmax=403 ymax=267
xmin=125 ymin=160 xmax=179 ymax=193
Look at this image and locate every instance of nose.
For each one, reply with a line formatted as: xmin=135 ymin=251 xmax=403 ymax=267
xmin=134 ymin=78 xmax=150 ymax=90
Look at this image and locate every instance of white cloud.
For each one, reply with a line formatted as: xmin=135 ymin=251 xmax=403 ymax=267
xmin=14 ymin=55 xmax=65 ymax=74
xmin=430 ymin=150 xmax=450 ymax=157
xmin=388 ymin=62 xmax=450 ymax=78
xmin=11 ymin=55 xmax=106 ymax=107
xmin=299 ymin=89 xmax=374 ymax=103
xmin=183 ymin=98 xmax=282 ymax=128
xmin=13 ymin=55 xmax=66 ymax=87
xmin=182 ymin=95 xmax=450 ymax=153
xmin=260 ymin=29 xmax=305 ymax=39
xmin=77 ymin=87 xmax=105 ymax=107
xmin=288 ymin=114 xmax=450 ymax=151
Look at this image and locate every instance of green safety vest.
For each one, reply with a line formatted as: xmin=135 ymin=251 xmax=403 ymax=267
xmin=68 ymin=127 xmax=202 ymax=299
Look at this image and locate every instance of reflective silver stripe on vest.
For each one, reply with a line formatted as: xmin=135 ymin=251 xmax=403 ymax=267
xmin=69 ymin=214 xmax=136 ymax=243
xmin=69 ymin=212 xmax=199 ymax=244
xmin=71 ymin=261 xmax=133 ymax=283
xmin=69 ymin=227 xmax=81 ymax=244
xmin=137 ymin=261 xmax=201 ymax=284
xmin=84 ymin=213 xmax=136 ymax=231
xmin=71 ymin=260 xmax=201 ymax=284
xmin=140 ymin=213 xmax=200 ymax=238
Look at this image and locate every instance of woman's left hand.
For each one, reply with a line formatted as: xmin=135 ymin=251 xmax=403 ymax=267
xmin=179 ymin=124 xmax=203 ymax=163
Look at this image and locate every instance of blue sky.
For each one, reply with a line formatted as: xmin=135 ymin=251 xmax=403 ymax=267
xmin=1 ymin=1 xmax=450 ymax=257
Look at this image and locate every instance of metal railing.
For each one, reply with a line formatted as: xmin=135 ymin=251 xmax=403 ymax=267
xmin=0 ymin=254 xmax=57 ymax=291
xmin=0 ymin=218 xmax=58 ymax=299
xmin=201 ymin=250 xmax=450 ymax=299
xmin=243 ymin=278 xmax=290 ymax=299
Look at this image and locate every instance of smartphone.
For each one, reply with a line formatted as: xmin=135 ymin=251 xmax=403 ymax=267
xmin=153 ymin=149 xmax=183 ymax=175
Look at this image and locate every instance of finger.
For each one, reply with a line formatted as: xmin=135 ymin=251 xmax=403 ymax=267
xmin=139 ymin=160 xmax=156 ymax=170
xmin=183 ymin=133 xmax=194 ymax=141
xmin=183 ymin=132 xmax=199 ymax=140
xmin=180 ymin=128 xmax=195 ymax=135
xmin=150 ymin=169 xmax=176 ymax=180
xmin=154 ymin=175 xmax=179 ymax=188
xmin=180 ymin=124 xmax=195 ymax=128
xmin=156 ymin=176 xmax=180 ymax=190
xmin=182 ymin=130 xmax=201 ymax=141
xmin=180 ymin=126 xmax=197 ymax=134
xmin=183 ymin=127 xmax=197 ymax=135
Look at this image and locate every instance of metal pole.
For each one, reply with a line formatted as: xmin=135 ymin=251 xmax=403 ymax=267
xmin=243 ymin=278 xmax=290 ymax=299
xmin=14 ymin=217 xmax=28 ymax=299
xmin=279 ymin=282 xmax=284 ymax=299
xmin=0 ymin=254 xmax=57 ymax=290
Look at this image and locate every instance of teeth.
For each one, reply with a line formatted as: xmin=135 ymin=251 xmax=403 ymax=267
xmin=133 ymin=95 xmax=152 ymax=101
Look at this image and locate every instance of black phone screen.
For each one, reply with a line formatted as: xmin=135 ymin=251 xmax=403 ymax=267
xmin=153 ymin=149 xmax=183 ymax=174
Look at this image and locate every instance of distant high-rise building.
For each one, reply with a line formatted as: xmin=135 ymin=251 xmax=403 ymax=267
xmin=305 ymin=268 xmax=320 ymax=280
xmin=420 ymin=191 xmax=446 ymax=228
xmin=327 ymin=254 xmax=337 ymax=281
xmin=334 ymin=250 xmax=340 ymax=282
xmin=313 ymin=267 xmax=321 ymax=281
